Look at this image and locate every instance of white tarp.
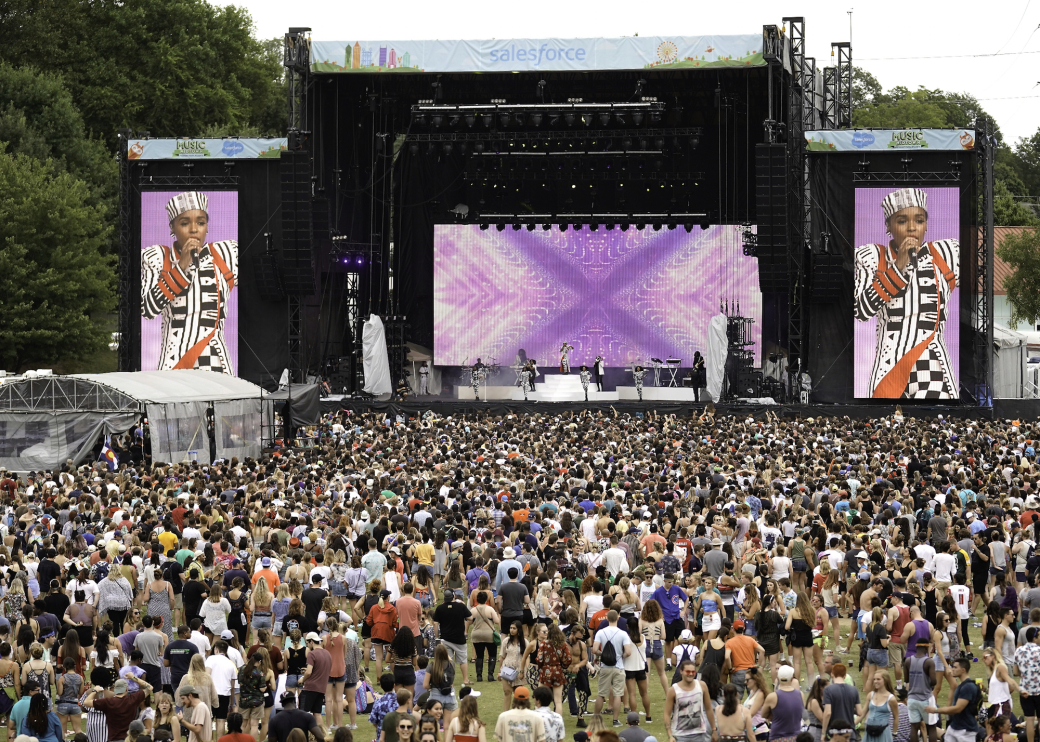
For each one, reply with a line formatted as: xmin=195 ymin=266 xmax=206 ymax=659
xmin=0 ymin=412 xmax=139 ymax=473
xmin=71 ymin=371 xmax=264 ymax=404
xmin=362 ymin=314 xmax=393 ymax=396
xmin=706 ymin=314 xmax=729 ymax=403
xmin=994 ymin=324 xmax=1029 ymax=399
xmin=214 ymin=399 xmax=262 ymax=461
xmin=148 ymin=402 xmax=209 ymax=464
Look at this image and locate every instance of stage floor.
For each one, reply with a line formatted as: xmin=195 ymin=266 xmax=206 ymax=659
xmin=454 ymin=374 xmax=702 ymax=402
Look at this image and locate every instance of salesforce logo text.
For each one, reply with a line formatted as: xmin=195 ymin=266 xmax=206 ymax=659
xmin=488 ymin=44 xmax=587 ymax=65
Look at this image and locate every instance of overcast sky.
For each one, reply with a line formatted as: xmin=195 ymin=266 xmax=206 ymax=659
xmin=222 ymin=0 xmax=1040 ymax=148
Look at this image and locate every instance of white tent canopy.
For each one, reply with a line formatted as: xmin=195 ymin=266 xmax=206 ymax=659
xmin=0 ymin=371 xmax=263 ymax=471
xmin=994 ymin=324 xmax=1029 ymax=399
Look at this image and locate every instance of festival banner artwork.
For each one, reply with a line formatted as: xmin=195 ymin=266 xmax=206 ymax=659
xmin=805 ymin=129 xmax=976 ymax=152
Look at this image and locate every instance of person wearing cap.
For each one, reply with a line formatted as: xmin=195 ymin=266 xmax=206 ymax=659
xmin=619 ymin=710 xmax=650 ymax=742
xmin=725 ymin=619 xmax=764 ymax=699
xmin=299 ymin=632 xmax=332 ymax=726
xmin=760 ymin=664 xmax=806 ymax=742
xmin=84 ymin=676 xmax=153 ymax=742
xmin=494 ymin=686 xmax=546 ymax=742
xmin=494 ymin=548 xmax=524 ymax=594
xmin=251 ymin=556 xmax=281 ymax=596
xmin=175 ymin=684 xmax=212 ymax=742
xmin=702 ymin=539 xmax=728 ymax=580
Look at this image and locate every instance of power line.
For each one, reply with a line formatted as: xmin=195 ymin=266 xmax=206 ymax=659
xmin=994 ymin=0 xmax=1033 ymax=55
xmin=859 ymin=49 xmax=1040 ymax=61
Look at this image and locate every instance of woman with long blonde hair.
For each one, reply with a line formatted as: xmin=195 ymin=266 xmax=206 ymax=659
xmin=176 ymin=654 xmax=217 ymax=710
xmin=153 ymin=692 xmax=180 ymax=741
xmin=249 ymin=574 xmax=272 ymax=645
xmin=444 ymin=694 xmax=486 ymax=742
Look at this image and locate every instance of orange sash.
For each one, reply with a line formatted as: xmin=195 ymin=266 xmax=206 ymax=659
xmin=172 ymin=245 xmax=232 ymax=370
xmin=871 ymin=243 xmax=952 ymax=399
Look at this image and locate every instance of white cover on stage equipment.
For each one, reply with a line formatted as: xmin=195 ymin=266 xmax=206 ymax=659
xmin=362 ymin=314 xmax=393 ymax=396
xmin=706 ymin=313 xmax=728 ymax=403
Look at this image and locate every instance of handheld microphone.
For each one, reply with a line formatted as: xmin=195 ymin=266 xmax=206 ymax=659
xmin=192 ymin=245 xmax=201 ymax=271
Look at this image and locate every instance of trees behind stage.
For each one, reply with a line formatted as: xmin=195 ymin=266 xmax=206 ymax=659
xmin=0 ymin=0 xmax=285 ymax=372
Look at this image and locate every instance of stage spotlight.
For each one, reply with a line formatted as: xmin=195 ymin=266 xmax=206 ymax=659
xmin=622 ymin=137 xmax=633 ymax=150
xmin=496 ymin=223 xmax=506 ymax=231
xmin=549 ymin=114 xmax=561 ymax=126
xmin=650 ymin=111 xmax=661 ymax=124
xmin=598 ymin=112 xmax=611 ymax=126
xmin=654 ymin=138 xmax=665 ymax=150
xmin=356 ymin=255 xmax=365 ymax=265
xmin=431 ymin=114 xmax=444 ymax=127
xmin=481 ymin=113 xmax=493 ymax=127
xmin=560 ymin=224 xmax=568 ymax=232
xmin=459 ymin=142 xmax=468 ymax=155
xmin=684 ymin=223 xmax=693 ymax=232
xmin=615 ymin=112 xmax=626 ymax=126
xmin=465 ymin=114 xmax=476 ymax=128
xmin=590 ymin=223 xmax=598 ymax=231
xmin=473 ymin=142 xmax=485 ymax=154
xmin=426 ymin=142 xmax=436 ymax=155
xmin=700 ymin=221 xmax=711 ymax=230
xmin=530 ymin=113 xmax=543 ymax=127
xmin=564 ymin=113 xmax=576 ymax=126
xmin=442 ymin=143 xmax=453 ymax=155
xmin=667 ymin=223 xmax=676 ymax=230
xmin=414 ymin=113 xmax=427 ymax=126
xmin=499 ymin=113 xmax=511 ymax=127
xmin=639 ymin=138 xmax=648 ymax=150
xmin=631 ymin=112 xmax=644 ymax=126
xmin=526 ymin=223 xmax=536 ymax=231
xmin=690 ymin=136 xmax=700 ymax=149
xmin=511 ymin=223 xmax=521 ymax=231
xmin=652 ymin=223 xmax=662 ymax=231
xmin=515 ymin=113 xmax=525 ymax=126
xmin=635 ymin=223 xmax=645 ymax=230
xmin=480 ymin=223 xmax=489 ymax=230
xmin=542 ymin=224 xmax=551 ymax=231
xmin=409 ymin=143 xmax=419 ymax=155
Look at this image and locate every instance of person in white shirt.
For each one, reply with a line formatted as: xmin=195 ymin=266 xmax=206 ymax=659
xmin=602 ymin=537 xmax=629 ymax=580
xmin=932 ymin=542 xmax=958 ymax=594
xmin=205 ymin=641 xmax=238 ymax=737
xmin=913 ymin=541 xmax=937 ymax=574
xmin=189 ymin=627 xmax=211 ymax=657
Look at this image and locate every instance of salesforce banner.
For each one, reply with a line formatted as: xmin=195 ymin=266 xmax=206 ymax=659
xmin=310 ymin=35 xmax=767 ymax=73
xmin=805 ymin=129 xmax=977 ymax=152
xmin=126 ymin=138 xmax=289 ymax=160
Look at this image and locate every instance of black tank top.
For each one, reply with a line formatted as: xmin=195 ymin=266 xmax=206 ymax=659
xmin=702 ymin=641 xmax=726 ymax=669
xmin=288 ymin=645 xmax=307 ymax=674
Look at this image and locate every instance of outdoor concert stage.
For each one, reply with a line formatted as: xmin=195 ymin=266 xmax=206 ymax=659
xmin=115 ymin=22 xmax=997 ymax=415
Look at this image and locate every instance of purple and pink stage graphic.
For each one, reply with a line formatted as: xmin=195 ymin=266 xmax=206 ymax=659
xmin=433 ymin=224 xmax=761 ymax=368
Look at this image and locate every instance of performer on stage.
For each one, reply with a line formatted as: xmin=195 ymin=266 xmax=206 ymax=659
xmin=520 ymin=364 xmax=533 ymax=400
xmin=141 ymin=191 xmax=238 ymax=374
xmin=632 ymin=365 xmax=646 ymax=401
xmin=692 ymin=351 xmax=706 ymax=402
xmin=579 ymin=365 xmax=592 ymax=401
xmin=418 ymin=361 xmax=430 ymax=395
xmin=854 ymin=188 xmax=959 ymax=399
xmin=593 ymin=355 xmax=605 ymax=392
xmin=470 ymin=358 xmax=485 ymax=399
xmin=559 ymin=342 xmax=574 ymax=374
xmin=525 ymin=360 xmax=539 ymax=391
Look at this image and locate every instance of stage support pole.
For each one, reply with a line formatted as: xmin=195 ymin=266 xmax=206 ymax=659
xmin=985 ymin=131 xmax=995 ymax=404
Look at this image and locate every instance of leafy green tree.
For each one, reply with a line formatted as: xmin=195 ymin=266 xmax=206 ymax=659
xmin=1012 ymin=129 xmax=1040 ymax=198
xmin=997 ymin=228 xmax=1040 ymax=329
xmin=0 ymin=63 xmax=117 ymax=234
xmin=994 ymin=179 xmax=1040 ymax=227
xmin=0 ymin=150 xmax=115 ymax=370
xmin=0 ymin=0 xmax=285 ymax=145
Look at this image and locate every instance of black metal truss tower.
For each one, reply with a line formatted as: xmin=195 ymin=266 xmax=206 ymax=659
xmin=116 ymin=129 xmax=135 ymax=372
xmin=976 ymin=127 xmax=996 ymax=405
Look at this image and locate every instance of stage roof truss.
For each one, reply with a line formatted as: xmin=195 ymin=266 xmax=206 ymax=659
xmin=0 ymin=377 xmax=141 ymax=413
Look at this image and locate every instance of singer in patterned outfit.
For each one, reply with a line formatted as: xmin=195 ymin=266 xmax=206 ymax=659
xmin=141 ymin=192 xmax=238 ymax=374
xmin=854 ymin=188 xmax=959 ymax=399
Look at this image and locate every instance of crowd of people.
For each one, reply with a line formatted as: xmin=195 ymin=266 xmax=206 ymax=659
xmin=0 ymin=407 xmax=1037 ymax=742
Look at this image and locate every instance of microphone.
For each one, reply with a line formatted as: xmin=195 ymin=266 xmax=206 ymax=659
xmin=192 ymin=245 xmax=201 ymax=271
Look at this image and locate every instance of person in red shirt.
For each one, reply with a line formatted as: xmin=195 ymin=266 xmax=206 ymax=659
xmin=172 ymin=505 xmax=188 ymax=529
xmin=673 ymin=533 xmax=694 ymax=573
xmin=217 ymin=713 xmax=254 ymax=742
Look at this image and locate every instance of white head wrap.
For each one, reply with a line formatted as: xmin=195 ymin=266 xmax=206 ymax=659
xmin=166 ymin=192 xmax=209 ymax=223
xmin=881 ymin=188 xmax=927 ymax=222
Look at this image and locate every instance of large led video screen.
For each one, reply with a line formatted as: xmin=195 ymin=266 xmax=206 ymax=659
xmin=140 ymin=191 xmax=239 ymax=374
xmin=853 ymin=187 xmax=959 ymax=399
xmin=434 ymin=224 xmax=760 ymax=368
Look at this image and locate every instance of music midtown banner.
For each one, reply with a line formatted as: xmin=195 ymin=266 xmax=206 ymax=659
xmin=805 ymin=129 xmax=976 ymax=152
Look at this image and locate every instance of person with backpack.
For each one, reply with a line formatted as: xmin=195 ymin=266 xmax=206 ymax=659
xmin=592 ymin=609 xmax=632 ymax=727
xmin=923 ymin=658 xmax=982 ymax=742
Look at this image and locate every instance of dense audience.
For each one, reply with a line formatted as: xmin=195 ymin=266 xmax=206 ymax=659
xmin=0 ymin=407 xmax=1037 ymax=742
